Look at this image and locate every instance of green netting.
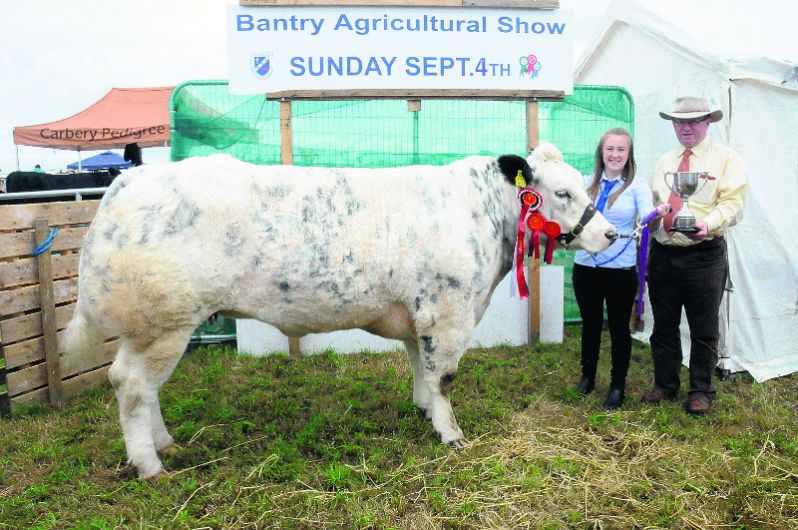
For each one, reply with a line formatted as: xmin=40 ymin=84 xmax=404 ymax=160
xmin=170 ymin=81 xmax=634 ymax=322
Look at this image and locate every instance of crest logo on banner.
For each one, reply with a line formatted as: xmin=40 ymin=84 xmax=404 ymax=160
xmin=251 ymin=53 xmax=273 ymax=79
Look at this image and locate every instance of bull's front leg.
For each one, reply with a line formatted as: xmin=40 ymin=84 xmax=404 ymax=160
xmin=403 ymin=340 xmax=432 ymax=418
xmin=414 ymin=327 xmax=471 ymax=448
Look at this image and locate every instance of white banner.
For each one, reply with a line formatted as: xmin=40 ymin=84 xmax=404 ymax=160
xmin=227 ymin=6 xmax=573 ymax=95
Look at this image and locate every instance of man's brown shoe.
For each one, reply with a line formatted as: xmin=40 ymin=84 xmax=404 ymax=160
xmin=684 ymin=393 xmax=712 ymax=416
xmin=641 ymin=387 xmax=677 ymax=404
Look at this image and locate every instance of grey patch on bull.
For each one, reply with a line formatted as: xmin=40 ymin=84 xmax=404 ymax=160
xmin=137 ymin=205 xmax=163 ymax=245
xmin=278 ymin=281 xmax=291 ymax=292
xmin=224 ymin=225 xmax=245 ymax=257
xmin=446 ymin=276 xmax=461 ymax=289
xmin=251 ymin=254 xmax=262 ymax=269
xmin=467 ymin=234 xmax=486 ymax=270
xmin=102 ymin=222 xmax=117 ymax=241
xmin=388 ymin=268 xmax=394 ymax=278
xmin=423 ymin=194 xmax=439 ymax=215
xmin=480 ymin=162 xmax=507 ymax=239
xmin=468 ymin=235 xmax=487 ymax=286
xmin=319 ymin=279 xmax=355 ymax=304
xmin=251 ymin=205 xmax=277 ymax=241
xmin=316 ymin=187 xmax=335 ymax=212
xmin=114 ymin=231 xmax=131 ymax=249
xmin=301 ymin=199 xmax=314 ymax=223
xmin=164 ymin=197 xmax=201 ymax=236
xmin=250 ymin=182 xmax=289 ymax=201
xmin=334 ymin=175 xmax=361 ymax=216
xmin=420 ymin=336 xmax=437 ymax=371
xmin=268 ymin=185 xmax=290 ymax=198
xmin=468 ymin=167 xmax=486 ymax=194
xmin=89 ymin=262 xmax=112 ymax=294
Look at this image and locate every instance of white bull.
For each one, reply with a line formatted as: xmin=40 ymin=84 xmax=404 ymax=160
xmin=64 ymin=142 xmax=614 ymax=479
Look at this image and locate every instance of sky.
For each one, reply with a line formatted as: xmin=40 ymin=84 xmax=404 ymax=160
xmin=0 ymin=0 xmax=794 ymax=174
xmin=0 ymin=0 xmax=615 ymax=173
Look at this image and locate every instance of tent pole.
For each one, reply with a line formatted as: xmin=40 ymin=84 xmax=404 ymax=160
xmin=78 ymin=148 xmax=82 ymax=172
xmin=15 ymin=144 xmax=20 ymax=171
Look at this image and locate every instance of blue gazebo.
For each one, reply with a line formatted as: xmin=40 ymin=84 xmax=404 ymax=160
xmin=67 ymin=151 xmax=132 ymax=171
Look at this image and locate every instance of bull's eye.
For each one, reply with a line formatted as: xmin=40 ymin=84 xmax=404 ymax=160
xmin=555 ymin=190 xmax=571 ymax=199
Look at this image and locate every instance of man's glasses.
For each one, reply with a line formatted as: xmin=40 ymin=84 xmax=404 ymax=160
xmin=673 ymin=118 xmax=709 ymax=126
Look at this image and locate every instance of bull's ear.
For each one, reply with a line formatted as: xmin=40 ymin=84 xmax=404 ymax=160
xmin=497 ymin=155 xmax=532 ymax=186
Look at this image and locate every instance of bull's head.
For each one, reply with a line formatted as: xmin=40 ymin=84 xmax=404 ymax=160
xmin=499 ymin=143 xmax=615 ymax=254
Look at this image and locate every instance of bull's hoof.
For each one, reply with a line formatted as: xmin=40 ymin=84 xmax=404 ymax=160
xmin=446 ymin=437 xmax=470 ymax=449
xmin=127 ymin=459 xmax=167 ymax=481
xmin=142 ymin=469 xmax=170 ymax=482
xmin=157 ymin=443 xmax=182 ymax=457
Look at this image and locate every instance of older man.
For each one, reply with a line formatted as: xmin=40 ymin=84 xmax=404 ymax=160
xmin=643 ymin=96 xmax=748 ymax=415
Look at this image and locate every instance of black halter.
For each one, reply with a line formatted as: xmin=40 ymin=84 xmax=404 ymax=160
xmin=556 ymin=203 xmax=598 ymax=246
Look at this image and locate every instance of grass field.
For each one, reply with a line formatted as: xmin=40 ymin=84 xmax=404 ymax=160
xmin=1 ymin=326 xmax=797 ymax=529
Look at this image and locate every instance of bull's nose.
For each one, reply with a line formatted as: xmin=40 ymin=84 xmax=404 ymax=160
xmin=605 ymin=229 xmax=619 ymax=241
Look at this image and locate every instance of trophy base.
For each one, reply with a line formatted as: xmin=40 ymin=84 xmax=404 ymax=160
xmin=668 ymin=226 xmax=699 ymax=233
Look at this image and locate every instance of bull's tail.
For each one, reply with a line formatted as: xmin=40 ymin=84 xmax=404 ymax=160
xmin=62 ymin=302 xmax=105 ymax=359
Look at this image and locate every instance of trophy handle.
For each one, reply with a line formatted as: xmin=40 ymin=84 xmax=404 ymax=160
xmin=695 ymin=172 xmax=711 ymax=195
xmin=663 ymin=172 xmax=675 ymax=195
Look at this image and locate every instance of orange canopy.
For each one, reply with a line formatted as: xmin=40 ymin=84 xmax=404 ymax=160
xmin=13 ymin=87 xmax=173 ymax=150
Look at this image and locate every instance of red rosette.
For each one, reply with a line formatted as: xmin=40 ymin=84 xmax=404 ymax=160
xmin=515 ymin=204 xmax=531 ymax=298
xmin=526 ymin=213 xmax=546 ymax=231
xmin=542 ymin=222 xmax=561 ymax=264
xmin=519 ymin=188 xmax=542 ymax=211
xmin=542 ymin=221 xmax=561 ymax=238
xmin=525 ymin=213 xmax=547 ymax=260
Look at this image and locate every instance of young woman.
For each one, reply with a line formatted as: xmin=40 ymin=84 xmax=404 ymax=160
xmin=572 ymin=128 xmax=668 ymax=409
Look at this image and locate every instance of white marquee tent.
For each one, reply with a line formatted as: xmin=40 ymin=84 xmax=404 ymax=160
xmin=575 ymin=0 xmax=798 ymax=381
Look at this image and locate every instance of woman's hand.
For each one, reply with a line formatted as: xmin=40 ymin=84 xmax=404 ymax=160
xmin=655 ymin=202 xmax=671 ymax=218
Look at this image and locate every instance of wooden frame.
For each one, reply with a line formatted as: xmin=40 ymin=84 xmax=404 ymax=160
xmin=0 ymin=200 xmax=117 ymax=414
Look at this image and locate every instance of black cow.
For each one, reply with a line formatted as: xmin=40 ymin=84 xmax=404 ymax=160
xmin=5 ymin=170 xmax=119 ymax=193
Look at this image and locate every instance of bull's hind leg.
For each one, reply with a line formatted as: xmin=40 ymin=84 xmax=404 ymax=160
xmin=108 ymin=329 xmax=192 ymax=479
xmin=151 ymin=394 xmax=178 ymax=455
xmin=403 ymin=340 xmax=432 ymax=418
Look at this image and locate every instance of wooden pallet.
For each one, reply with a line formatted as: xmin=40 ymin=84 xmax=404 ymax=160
xmin=0 ymin=200 xmax=117 ymax=414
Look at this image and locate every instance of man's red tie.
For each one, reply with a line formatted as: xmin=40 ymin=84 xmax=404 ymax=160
xmin=663 ymin=148 xmax=693 ymax=233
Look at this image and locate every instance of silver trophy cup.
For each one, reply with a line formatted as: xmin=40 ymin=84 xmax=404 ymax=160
xmin=664 ymin=171 xmax=709 ymax=232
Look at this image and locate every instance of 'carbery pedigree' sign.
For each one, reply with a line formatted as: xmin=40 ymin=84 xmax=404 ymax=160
xmin=227 ymin=6 xmax=573 ymax=95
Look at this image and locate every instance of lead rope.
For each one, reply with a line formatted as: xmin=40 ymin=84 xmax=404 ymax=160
xmin=32 ymin=226 xmax=59 ymax=256
xmin=634 ymin=207 xmax=663 ymax=328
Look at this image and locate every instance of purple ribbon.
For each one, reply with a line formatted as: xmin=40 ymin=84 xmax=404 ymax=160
xmin=636 ymin=208 xmax=661 ymax=322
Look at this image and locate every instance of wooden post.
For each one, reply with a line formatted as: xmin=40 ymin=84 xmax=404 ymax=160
xmin=280 ymin=99 xmax=301 ymax=357
xmin=280 ymin=99 xmax=293 ymax=166
xmin=34 ymin=218 xmax=63 ymax=408
xmin=526 ymin=100 xmax=541 ymax=345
